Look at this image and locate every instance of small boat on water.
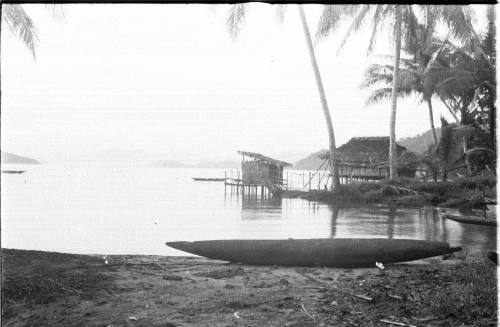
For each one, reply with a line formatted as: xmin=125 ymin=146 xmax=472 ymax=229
xmin=440 ymin=212 xmax=497 ymax=227
xmin=1 ymin=170 xmax=26 ymax=174
xmin=166 ymin=238 xmax=461 ymax=268
xmin=192 ymin=177 xmax=225 ymax=182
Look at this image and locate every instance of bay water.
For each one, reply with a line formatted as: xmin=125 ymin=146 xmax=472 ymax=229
xmin=1 ymin=163 xmax=496 ymax=256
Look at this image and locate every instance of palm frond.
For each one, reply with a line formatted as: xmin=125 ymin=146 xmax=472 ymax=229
xmin=366 ymin=5 xmax=384 ymax=54
xmin=365 ymin=87 xmax=415 ymax=105
xmin=274 ymin=4 xmax=286 ymax=24
xmin=226 ymin=4 xmax=247 ymax=40
xmin=361 ymin=63 xmax=420 ymax=91
xmin=365 ymin=87 xmax=393 ymax=105
xmin=337 ymin=5 xmax=372 ymax=55
xmin=45 ymin=4 xmax=65 ymax=20
xmin=433 ymin=5 xmax=476 ymax=44
xmin=316 ymin=5 xmax=359 ymax=41
xmin=2 ymin=4 xmax=38 ymax=59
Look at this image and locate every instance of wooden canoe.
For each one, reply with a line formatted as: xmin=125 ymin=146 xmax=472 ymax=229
xmin=1 ymin=170 xmax=25 ymax=174
xmin=441 ymin=213 xmax=497 ymax=227
xmin=166 ymin=238 xmax=461 ymax=268
xmin=192 ymin=178 xmax=225 ymax=182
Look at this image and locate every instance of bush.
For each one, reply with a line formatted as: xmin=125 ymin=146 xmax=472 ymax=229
xmin=395 ymin=194 xmax=429 ymax=206
xmin=362 ymin=189 xmax=384 ymax=203
xmin=456 ymin=175 xmax=496 ymax=189
xmin=414 ymin=181 xmax=456 ymax=196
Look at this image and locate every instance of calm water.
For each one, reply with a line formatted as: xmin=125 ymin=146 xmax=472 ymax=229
xmin=1 ymin=163 xmax=496 ymax=256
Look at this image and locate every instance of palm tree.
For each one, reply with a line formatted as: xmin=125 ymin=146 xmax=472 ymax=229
xmin=423 ymin=34 xmax=496 ymax=173
xmin=389 ymin=5 xmax=402 ymax=179
xmin=361 ymin=59 xmax=439 ymax=144
xmin=226 ymin=4 xmax=340 ymax=189
xmin=316 ymin=5 xmax=475 ymax=179
xmin=360 ymin=18 xmax=449 ymax=145
xmin=2 ymin=4 xmax=38 ymax=59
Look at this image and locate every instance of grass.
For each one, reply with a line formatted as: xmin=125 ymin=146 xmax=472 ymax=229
xmin=430 ymin=260 xmax=497 ymax=324
xmin=319 ymin=258 xmax=497 ymax=326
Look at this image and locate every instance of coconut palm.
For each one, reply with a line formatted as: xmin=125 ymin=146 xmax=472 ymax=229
xmin=424 ymin=37 xmax=496 ymax=173
xmin=316 ymin=5 xmax=475 ymax=179
xmin=423 ymin=17 xmax=495 ymax=132
xmin=2 ymin=4 xmax=38 ymax=59
xmin=360 ymin=18 xmax=449 ymax=145
xmin=226 ymin=4 xmax=341 ymax=189
xmin=361 ymin=59 xmax=441 ymax=144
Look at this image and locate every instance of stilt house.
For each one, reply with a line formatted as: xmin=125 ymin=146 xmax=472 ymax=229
xmin=238 ymin=151 xmax=291 ymax=187
xmin=318 ymin=137 xmax=418 ymax=181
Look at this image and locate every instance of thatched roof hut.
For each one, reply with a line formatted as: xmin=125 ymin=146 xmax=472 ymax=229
xmin=318 ymin=137 xmax=419 ymax=180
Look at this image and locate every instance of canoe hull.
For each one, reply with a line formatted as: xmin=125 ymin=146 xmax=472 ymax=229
xmin=166 ymin=238 xmax=461 ymax=268
xmin=442 ymin=213 xmax=497 ymax=227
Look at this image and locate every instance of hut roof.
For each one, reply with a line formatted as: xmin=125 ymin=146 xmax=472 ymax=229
xmin=238 ymin=151 xmax=292 ymax=167
xmin=318 ymin=137 xmax=408 ymax=164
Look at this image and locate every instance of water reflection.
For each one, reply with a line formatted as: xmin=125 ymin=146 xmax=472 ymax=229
xmin=229 ymin=194 xmax=283 ymax=220
xmin=236 ymin=197 xmax=495 ymax=255
xmin=330 ymin=207 xmax=339 ymax=238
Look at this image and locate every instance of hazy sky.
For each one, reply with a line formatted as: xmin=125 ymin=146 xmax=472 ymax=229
xmin=1 ymin=4 xmax=489 ymax=163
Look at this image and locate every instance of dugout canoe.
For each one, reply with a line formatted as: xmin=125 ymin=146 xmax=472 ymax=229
xmin=441 ymin=213 xmax=497 ymax=227
xmin=166 ymin=238 xmax=461 ymax=268
xmin=192 ymin=178 xmax=226 ymax=182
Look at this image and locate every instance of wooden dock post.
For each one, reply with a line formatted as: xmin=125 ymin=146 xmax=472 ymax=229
xmin=309 ymin=171 xmax=311 ymax=191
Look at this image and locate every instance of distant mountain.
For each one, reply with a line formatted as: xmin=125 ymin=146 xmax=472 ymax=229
xmin=151 ymin=160 xmax=189 ymax=168
xmin=151 ymin=160 xmax=240 ymax=169
xmin=96 ymin=149 xmax=158 ymax=162
xmin=192 ymin=160 xmax=240 ymax=169
xmin=1 ymin=151 xmax=40 ymax=164
xmin=292 ymin=149 xmax=328 ymax=171
xmin=398 ymin=128 xmax=440 ymax=154
xmin=269 ymin=151 xmax=309 ymax=165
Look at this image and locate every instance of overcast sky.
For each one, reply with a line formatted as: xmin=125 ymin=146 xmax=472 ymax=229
xmin=1 ymin=4 xmax=489 ymax=163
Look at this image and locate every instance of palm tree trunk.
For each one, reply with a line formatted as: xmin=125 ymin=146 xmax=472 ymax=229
xmin=298 ymin=5 xmax=340 ymax=190
xmin=389 ymin=5 xmax=402 ymax=179
xmin=427 ymin=98 xmax=438 ymax=144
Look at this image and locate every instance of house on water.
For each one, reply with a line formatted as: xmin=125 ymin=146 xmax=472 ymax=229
xmin=225 ymin=151 xmax=291 ymax=195
xmin=318 ymin=137 xmax=419 ymax=182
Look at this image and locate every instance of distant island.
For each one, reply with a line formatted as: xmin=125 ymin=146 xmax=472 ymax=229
xmin=151 ymin=160 xmax=240 ymax=169
xmin=1 ymin=151 xmax=40 ymax=165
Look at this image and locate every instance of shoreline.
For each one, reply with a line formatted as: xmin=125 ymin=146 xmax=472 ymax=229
xmin=2 ymin=248 xmax=496 ymax=326
xmin=282 ymin=176 xmax=497 ymax=210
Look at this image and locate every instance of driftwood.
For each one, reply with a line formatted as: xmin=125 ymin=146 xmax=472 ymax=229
xmin=380 ymin=319 xmax=417 ymax=327
xmin=385 ymin=184 xmax=445 ymax=200
xmin=301 ymin=273 xmax=374 ymax=302
xmin=300 ymin=303 xmax=316 ymax=322
xmin=330 ymin=286 xmax=374 ymax=302
xmin=155 ymin=263 xmax=169 ymax=270
xmin=411 ymin=315 xmax=442 ymax=323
